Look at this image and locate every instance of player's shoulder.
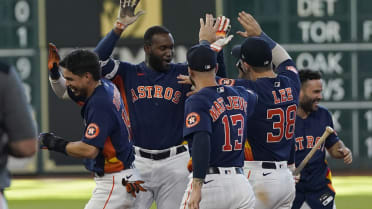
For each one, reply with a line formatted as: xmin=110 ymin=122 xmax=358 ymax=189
xmin=186 ymin=87 xmax=217 ymax=104
xmin=170 ymin=62 xmax=188 ymax=73
xmin=277 ymin=59 xmax=298 ymax=74
xmin=316 ymin=105 xmax=331 ymax=114
xmin=217 ymin=77 xmax=250 ymax=87
xmin=0 ymin=62 xmax=10 ymax=74
xmin=311 ymin=105 xmax=332 ymax=118
xmin=90 ymin=80 xmax=116 ymax=106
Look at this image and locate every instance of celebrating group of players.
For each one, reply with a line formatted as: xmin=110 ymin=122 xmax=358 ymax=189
xmin=39 ymin=0 xmax=353 ymax=209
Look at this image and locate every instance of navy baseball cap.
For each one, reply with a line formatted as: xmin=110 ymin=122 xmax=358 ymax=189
xmin=187 ymin=44 xmax=217 ymax=72
xmin=231 ymin=37 xmax=272 ymax=67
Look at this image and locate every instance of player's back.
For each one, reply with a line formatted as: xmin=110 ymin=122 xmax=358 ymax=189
xmin=184 ymin=85 xmax=257 ymax=167
xmin=218 ymin=60 xmax=300 ymax=162
xmin=245 ymin=75 xmax=298 ymax=162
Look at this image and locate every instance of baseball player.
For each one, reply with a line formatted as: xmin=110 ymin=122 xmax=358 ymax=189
xmin=180 ymin=44 xmax=256 ymax=209
xmin=292 ymin=69 xmax=352 ymax=209
xmin=40 ymin=49 xmax=146 ymax=209
xmin=0 ymin=62 xmax=37 ymax=209
xmin=215 ymin=12 xmax=300 ymax=209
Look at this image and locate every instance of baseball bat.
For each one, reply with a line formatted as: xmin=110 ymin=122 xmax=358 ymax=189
xmin=293 ymin=126 xmax=334 ymax=176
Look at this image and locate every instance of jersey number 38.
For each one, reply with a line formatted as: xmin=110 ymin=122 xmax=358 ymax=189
xmin=266 ymin=104 xmax=297 ymax=143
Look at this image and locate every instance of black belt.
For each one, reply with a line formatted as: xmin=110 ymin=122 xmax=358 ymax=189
xmin=95 ymin=164 xmax=135 ymax=177
xmin=262 ymin=162 xmax=281 ymax=169
xmin=207 ymin=167 xmax=244 ymax=175
xmin=139 ymin=146 xmax=187 ymax=160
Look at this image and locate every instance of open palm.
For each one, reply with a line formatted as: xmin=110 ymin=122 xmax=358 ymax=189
xmin=117 ymin=0 xmax=145 ymax=26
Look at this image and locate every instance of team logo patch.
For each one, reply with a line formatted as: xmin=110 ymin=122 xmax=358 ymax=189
xmin=85 ymin=123 xmax=100 ymax=139
xmin=186 ymin=112 xmax=200 ymax=128
xmin=286 ymin=66 xmax=298 ymax=74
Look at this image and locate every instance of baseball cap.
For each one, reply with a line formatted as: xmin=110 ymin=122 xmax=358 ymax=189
xmin=187 ymin=44 xmax=217 ymax=72
xmin=231 ymin=37 xmax=272 ymax=67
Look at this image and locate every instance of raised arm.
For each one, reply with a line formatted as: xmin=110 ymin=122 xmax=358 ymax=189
xmin=236 ymin=12 xmax=292 ymax=69
xmin=94 ymin=0 xmax=144 ymax=60
xmin=199 ymin=14 xmax=233 ymax=78
xmin=47 ymin=43 xmax=69 ymax=99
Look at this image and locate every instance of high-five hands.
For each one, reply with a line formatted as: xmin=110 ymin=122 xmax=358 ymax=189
xmin=115 ymin=0 xmax=145 ymax=30
xmin=211 ymin=16 xmax=234 ymax=52
xmin=236 ymin=11 xmax=262 ymax=38
xmin=199 ymin=14 xmax=220 ymax=44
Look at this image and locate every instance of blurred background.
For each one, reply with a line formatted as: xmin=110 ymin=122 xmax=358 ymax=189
xmin=0 ymin=0 xmax=372 ymax=208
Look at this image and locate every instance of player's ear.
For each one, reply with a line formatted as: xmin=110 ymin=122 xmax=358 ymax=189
xmin=241 ymin=61 xmax=250 ymax=73
xmin=84 ymin=72 xmax=92 ymax=80
xmin=144 ymin=44 xmax=151 ymax=54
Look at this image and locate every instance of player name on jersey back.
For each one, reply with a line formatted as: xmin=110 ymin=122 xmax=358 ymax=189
xmin=272 ymin=87 xmax=294 ymax=104
xmin=209 ymin=96 xmax=248 ymax=122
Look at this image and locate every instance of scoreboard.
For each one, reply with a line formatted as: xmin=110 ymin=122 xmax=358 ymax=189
xmin=223 ymin=0 xmax=372 ymax=170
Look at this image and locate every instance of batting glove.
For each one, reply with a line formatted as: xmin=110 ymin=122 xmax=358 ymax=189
xmin=48 ymin=43 xmax=61 ymax=79
xmin=122 ymin=178 xmax=147 ymax=197
xmin=39 ymin=132 xmax=68 ymax=155
xmin=115 ymin=0 xmax=145 ymax=30
xmin=215 ymin=16 xmax=231 ymax=38
xmin=187 ymin=157 xmax=193 ymax=172
xmin=210 ymin=35 xmax=234 ymax=52
xmin=210 ymin=16 xmax=233 ymax=52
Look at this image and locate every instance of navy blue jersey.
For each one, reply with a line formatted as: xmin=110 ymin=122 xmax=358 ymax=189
xmin=80 ymin=79 xmax=134 ymax=175
xmin=217 ymin=59 xmax=300 ymax=163
xmin=183 ymin=85 xmax=257 ymax=167
xmin=102 ymin=61 xmax=189 ymax=149
xmin=295 ymin=105 xmax=339 ymax=190
xmin=94 ymin=30 xmax=227 ymax=150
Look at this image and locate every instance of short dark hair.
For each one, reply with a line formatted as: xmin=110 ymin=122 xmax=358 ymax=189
xmin=144 ymin=26 xmax=170 ymax=46
xmin=59 ymin=49 xmax=101 ymax=81
xmin=299 ymin=69 xmax=322 ymax=84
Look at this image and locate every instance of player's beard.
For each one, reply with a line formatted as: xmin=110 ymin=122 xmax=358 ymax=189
xmin=149 ymin=54 xmax=170 ymax=72
xmin=69 ymin=86 xmax=88 ymax=99
xmin=300 ymin=96 xmax=320 ymax=114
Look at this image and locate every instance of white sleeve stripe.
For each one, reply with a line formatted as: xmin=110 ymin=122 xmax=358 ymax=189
xmin=105 ymin=60 xmax=120 ymax=80
xmin=99 ymin=58 xmax=111 ymax=67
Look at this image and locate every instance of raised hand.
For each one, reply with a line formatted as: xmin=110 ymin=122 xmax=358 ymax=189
xmin=115 ymin=0 xmax=145 ymax=30
xmin=236 ymin=11 xmax=262 ymax=38
xmin=48 ymin=43 xmax=60 ymax=71
xmin=199 ymin=13 xmax=220 ymax=43
xmin=216 ymin=16 xmax=231 ymax=38
xmin=210 ymin=16 xmax=234 ymax=52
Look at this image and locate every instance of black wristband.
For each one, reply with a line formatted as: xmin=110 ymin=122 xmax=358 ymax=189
xmin=50 ymin=63 xmax=60 ymax=80
xmin=52 ymin=136 xmax=68 ymax=155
